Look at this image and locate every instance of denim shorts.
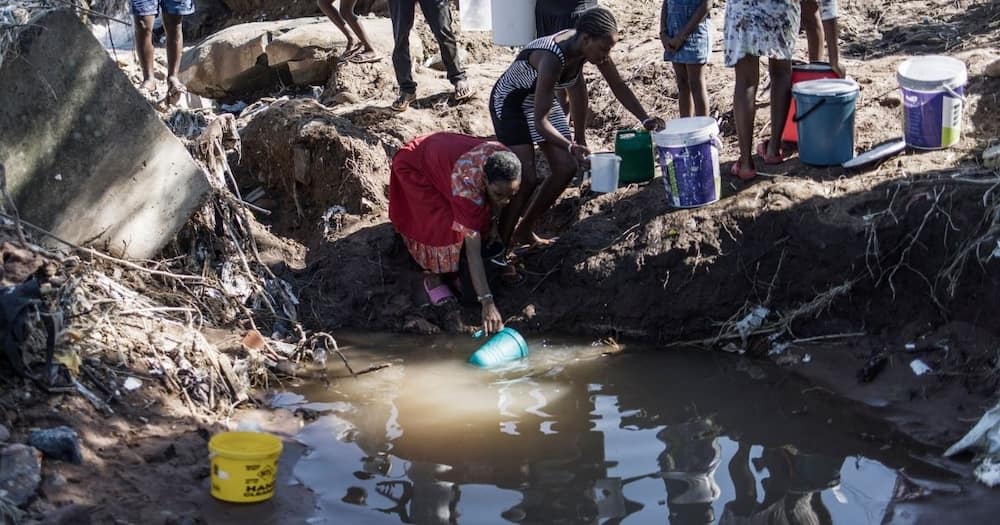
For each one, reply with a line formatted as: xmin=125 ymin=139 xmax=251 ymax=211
xmin=662 ymin=0 xmax=712 ymax=65
xmin=131 ymin=0 xmax=195 ymax=17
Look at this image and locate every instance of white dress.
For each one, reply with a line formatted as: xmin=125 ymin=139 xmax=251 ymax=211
xmin=723 ymin=0 xmax=802 ymax=67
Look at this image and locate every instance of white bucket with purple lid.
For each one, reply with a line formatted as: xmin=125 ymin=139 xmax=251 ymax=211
xmin=653 ymin=117 xmax=721 ymax=208
xmin=897 ymin=56 xmax=967 ymax=150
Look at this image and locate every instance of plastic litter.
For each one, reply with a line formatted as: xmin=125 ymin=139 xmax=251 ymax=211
xmin=945 ymin=401 xmax=1000 ymax=486
xmin=735 ymin=306 xmax=769 ymax=340
xmin=123 ymin=377 xmax=142 ymax=391
xmin=910 ymin=359 xmax=932 ymax=376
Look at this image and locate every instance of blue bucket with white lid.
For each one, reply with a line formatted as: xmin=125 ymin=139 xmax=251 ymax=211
xmin=653 ymin=117 xmax=721 ymax=209
xmin=793 ymin=78 xmax=860 ymax=166
xmin=897 ymin=55 xmax=967 ymax=150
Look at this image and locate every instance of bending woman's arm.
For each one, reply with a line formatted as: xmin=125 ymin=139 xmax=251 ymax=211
xmin=532 ymin=52 xmax=589 ymax=156
xmin=597 ymin=58 xmax=664 ymax=130
xmin=464 ymin=234 xmax=503 ymax=335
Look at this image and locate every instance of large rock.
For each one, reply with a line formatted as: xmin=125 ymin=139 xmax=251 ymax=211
xmin=179 ymin=16 xmax=420 ymax=98
xmin=0 ymin=10 xmax=211 ymax=259
xmin=0 ymin=444 xmax=42 ymax=507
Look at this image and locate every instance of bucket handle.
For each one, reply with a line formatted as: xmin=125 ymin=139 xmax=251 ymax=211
xmin=793 ymin=98 xmax=827 ymax=123
xmin=942 ymin=85 xmax=967 ymax=103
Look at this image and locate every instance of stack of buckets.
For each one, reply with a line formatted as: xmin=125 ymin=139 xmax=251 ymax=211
xmin=653 ymin=117 xmax=722 ymax=208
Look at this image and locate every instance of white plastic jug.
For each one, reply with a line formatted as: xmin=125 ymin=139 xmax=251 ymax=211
xmin=589 ymin=153 xmax=622 ymax=193
xmin=492 ymin=0 xmax=536 ymax=46
xmin=460 ymin=0 xmax=492 ymax=31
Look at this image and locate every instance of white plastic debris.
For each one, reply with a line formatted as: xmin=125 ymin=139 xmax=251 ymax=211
xmin=54 ymin=174 xmax=63 ymax=181
xmin=946 ymin=403 xmax=1000 ymax=458
xmin=974 ymin=458 xmax=1000 ymax=487
xmin=735 ymin=306 xmax=770 ymax=340
xmin=768 ymin=341 xmax=790 ymax=356
xmin=910 ymin=359 xmax=932 ymax=376
xmin=122 ymin=377 xmax=142 ymax=391
xmin=905 ymin=343 xmax=916 ymax=351
xmin=945 ymin=401 xmax=1000 ymax=487
xmin=992 ymin=240 xmax=1000 ymax=260
xmin=802 ymin=354 xmax=812 ymax=363
xmin=320 ymin=206 xmax=348 ymax=236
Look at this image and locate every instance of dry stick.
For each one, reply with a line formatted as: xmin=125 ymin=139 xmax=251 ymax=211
xmin=311 ymin=331 xmax=355 ymax=376
xmin=528 ymin=264 xmax=561 ymax=295
xmin=0 ymin=210 xmax=204 ymax=282
xmin=790 ymin=332 xmax=867 ymax=344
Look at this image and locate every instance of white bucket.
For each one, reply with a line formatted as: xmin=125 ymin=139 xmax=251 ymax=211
xmin=653 ymin=117 xmax=721 ymax=208
xmin=588 ymin=153 xmax=621 ymax=193
xmin=492 ymin=0 xmax=536 ymax=46
xmin=897 ymin=55 xmax=967 ymax=150
xmin=460 ymin=0 xmax=492 ymax=32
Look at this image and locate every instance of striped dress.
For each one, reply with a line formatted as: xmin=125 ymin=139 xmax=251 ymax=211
xmin=489 ymin=33 xmax=579 ymax=146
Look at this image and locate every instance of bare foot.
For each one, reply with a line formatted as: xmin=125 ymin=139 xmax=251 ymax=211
xmin=166 ymin=76 xmax=187 ymax=105
xmin=138 ymin=79 xmax=158 ymax=97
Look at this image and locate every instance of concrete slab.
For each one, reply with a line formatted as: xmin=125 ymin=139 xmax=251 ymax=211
xmin=0 ymin=9 xmax=211 ymax=258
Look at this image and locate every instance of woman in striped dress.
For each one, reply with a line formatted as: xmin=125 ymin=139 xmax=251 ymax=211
xmin=489 ymin=7 xmax=664 ymax=260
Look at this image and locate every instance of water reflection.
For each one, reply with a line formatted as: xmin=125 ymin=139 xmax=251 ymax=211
xmin=290 ymin=334 xmax=941 ymax=524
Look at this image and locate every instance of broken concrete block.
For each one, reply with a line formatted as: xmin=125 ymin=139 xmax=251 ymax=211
xmin=984 ymin=144 xmax=1000 ymax=169
xmin=0 ymin=9 xmax=211 ymax=259
xmin=179 ymin=17 xmax=420 ymax=98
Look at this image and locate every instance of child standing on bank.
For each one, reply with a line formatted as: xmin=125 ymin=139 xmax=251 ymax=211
xmin=660 ymin=0 xmax=712 ymax=117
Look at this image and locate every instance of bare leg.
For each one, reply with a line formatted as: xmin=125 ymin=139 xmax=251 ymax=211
xmin=341 ymin=0 xmax=379 ymax=56
xmin=498 ymin=144 xmax=537 ymax=249
xmin=687 ymin=63 xmax=709 ymax=117
xmin=767 ymin=58 xmax=792 ymax=158
xmin=318 ymin=0 xmax=357 ymax=51
xmin=134 ymin=15 xmax=157 ymax=92
xmin=801 ymin=0 xmax=824 ymax=62
xmin=672 ymin=62 xmax=692 ymax=118
xmin=162 ymin=13 xmax=186 ymax=102
xmin=733 ymin=55 xmax=760 ymax=170
xmin=510 ymin=142 xmax=578 ymax=246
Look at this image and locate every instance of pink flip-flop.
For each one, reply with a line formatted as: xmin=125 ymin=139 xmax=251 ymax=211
xmin=423 ymin=278 xmax=455 ymax=306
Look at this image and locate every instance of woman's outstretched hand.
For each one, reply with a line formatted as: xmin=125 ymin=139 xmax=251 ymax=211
xmin=481 ymin=298 xmax=504 ymax=335
xmin=643 ymin=117 xmax=666 ymax=131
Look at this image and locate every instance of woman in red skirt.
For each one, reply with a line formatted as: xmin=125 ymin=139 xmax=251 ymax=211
xmin=389 ymin=132 xmax=522 ymax=335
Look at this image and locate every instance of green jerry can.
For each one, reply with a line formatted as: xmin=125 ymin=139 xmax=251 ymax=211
xmin=614 ymin=129 xmax=655 ymax=185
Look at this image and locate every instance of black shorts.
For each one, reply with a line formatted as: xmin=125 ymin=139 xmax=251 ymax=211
xmin=489 ymin=85 xmax=572 ymax=147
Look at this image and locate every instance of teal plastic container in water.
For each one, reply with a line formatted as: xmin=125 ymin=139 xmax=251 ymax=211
xmin=468 ymin=327 xmax=528 ymax=367
xmin=793 ymin=78 xmax=860 ymax=166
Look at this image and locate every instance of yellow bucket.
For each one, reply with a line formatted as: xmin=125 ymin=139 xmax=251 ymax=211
xmin=208 ymin=431 xmax=283 ymax=503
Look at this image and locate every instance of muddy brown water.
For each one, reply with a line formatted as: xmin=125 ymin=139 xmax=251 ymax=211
xmin=232 ymin=333 xmax=963 ymax=524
